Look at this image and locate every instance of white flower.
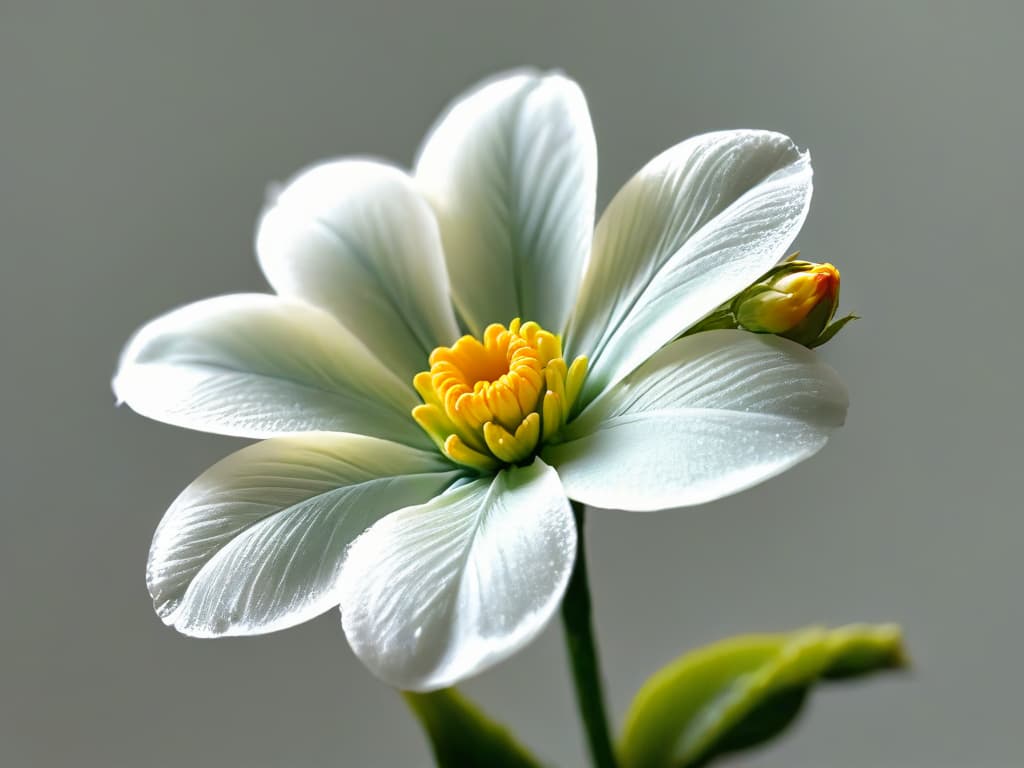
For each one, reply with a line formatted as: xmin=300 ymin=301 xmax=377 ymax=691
xmin=114 ymin=70 xmax=847 ymax=692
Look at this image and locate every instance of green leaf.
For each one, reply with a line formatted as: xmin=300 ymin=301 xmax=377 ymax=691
xmin=807 ymin=312 xmax=859 ymax=348
xmin=618 ymin=624 xmax=908 ymax=768
xmin=402 ymin=688 xmax=546 ymax=768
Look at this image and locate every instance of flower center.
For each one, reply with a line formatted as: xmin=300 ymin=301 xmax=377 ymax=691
xmin=412 ymin=319 xmax=588 ymax=472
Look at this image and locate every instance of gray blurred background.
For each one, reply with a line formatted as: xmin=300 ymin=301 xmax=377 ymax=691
xmin=2 ymin=1 xmax=1021 ymax=766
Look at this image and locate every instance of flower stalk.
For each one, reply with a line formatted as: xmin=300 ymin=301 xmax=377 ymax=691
xmin=561 ymin=501 xmax=619 ymax=768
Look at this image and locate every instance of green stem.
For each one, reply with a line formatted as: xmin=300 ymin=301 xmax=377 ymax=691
xmin=561 ymin=501 xmax=618 ymax=768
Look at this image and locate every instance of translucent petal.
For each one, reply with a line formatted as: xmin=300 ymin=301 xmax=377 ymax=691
xmin=565 ymin=130 xmax=813 ymax=402
xmin=149 ymin=433 xmax=460 ymax=636
xmin=416 ymin=70 xmax=597 ymax=335
xmin=338 ymin=458 xmax=575 ymax=690
xmin=113 ymin=293 xmax=427 ymax=446
xmin=544 ymin=331 xmax=847 ymax=511
xmin=257 ymin=160 xmax=460 ymax=382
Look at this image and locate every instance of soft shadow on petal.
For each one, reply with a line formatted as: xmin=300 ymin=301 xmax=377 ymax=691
xmin=113 ymin=293 xmax=429 ymax=447
xmin=338 ymin=458 xmax=576 ymax=691
xmin=565 ymin=130 xmax=813 ymax=403
xmin=257 ymin=160 xmax=460 ymax=382
xmin=544 ymin=331 xmax=847 ymax=512
xmin=416 ymin=70 xmax=597 ymax=335
xmin=149 ymin=433 xmax=461 ymax=637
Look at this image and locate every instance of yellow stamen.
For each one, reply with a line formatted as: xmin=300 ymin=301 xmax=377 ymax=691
xmin=444 ymin=435 xmax=500 ymax=473
xmin=412 ymin=319 xmax=588 ymax=471
xmin=564 ymin=357 xmax=588 ymax=420
xmin=541 ymin=391 xmax=563 ymax=443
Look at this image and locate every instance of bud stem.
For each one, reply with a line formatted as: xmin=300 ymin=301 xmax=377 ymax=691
xmin=682 ymin=308 xmax=739 ymax=337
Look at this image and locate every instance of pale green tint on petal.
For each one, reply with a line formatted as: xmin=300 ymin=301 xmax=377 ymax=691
xmin=149 ymin=433 xmax=461 ymax=637
xmin=544 ymin=331 xmax=847 ymax=512
xmin=113 ymin=294 xmax=428 ymax=447
xmin=565 ymin=130 xmax=813 ymax=403
xmin=257 ymin=160 xmax=460 ymax=382
xmin=339 ymin=458 xmax=576 ymax=691
xmin=415 ymin=70 xmax=596 ymax=335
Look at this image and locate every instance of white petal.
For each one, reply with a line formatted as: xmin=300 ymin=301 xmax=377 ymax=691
xmin=257 ymin=160 xmax=460 ymax=382
xmin=544 ymin=330 xmax=847 ymax=512
xmin=565 ymin=130 xmax=813 ymax=402
xmin=339 ymin=458 xmax=575 ymax=691
xmin=113 ymin=294 xmax=428 ymax=446
xmin=149 ymin=433 xmax=461 ymax=636
xmin=416 ymin=70 xmax=597 ymax=334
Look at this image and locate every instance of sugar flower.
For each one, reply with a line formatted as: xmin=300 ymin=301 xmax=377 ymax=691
xmin=114 ymin=70 xmax=847 ymax=691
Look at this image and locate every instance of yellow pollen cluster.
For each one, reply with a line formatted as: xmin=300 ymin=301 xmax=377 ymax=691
xmin=412 ymin=319 xmax=588 ymax=472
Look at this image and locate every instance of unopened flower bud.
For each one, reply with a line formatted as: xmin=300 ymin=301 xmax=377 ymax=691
xmin=734 ymin=261 xmax=850 ymax=347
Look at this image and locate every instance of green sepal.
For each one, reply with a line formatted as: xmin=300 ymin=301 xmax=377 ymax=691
xmin=775 ymin=287 xmax=837 ymax=346
xmin=618 ymin=624 xmax=908 ymax=768
xmin=402 ymin=688 xmax=546 ymax=768
xmin=807 ymin=312 xmax=859 ymax=348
